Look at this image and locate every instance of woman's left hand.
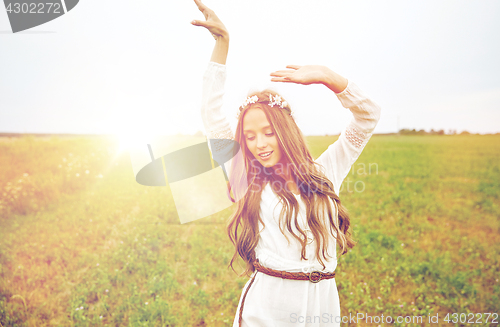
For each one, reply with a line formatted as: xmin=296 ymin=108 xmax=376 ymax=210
xmin=270 ymin=65 xmax=328 ymax=85
xmin=270 ymin=65 xmax=348 ymax=93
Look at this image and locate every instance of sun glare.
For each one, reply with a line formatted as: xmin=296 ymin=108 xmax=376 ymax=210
xmin=115 ymin=127 xmax=156 ymax=154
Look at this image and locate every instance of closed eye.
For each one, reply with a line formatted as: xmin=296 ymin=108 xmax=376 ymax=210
xmin=246 ymin=133 xmax=274 ymax=141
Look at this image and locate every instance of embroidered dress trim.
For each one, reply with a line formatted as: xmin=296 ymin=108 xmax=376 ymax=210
xmin=345 ymin=122 xmax=370 ymax=149
xmin=208 ymin=127 xmax=234 ymax=153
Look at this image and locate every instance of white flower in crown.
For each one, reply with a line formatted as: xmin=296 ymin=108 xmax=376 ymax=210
xmin=269 ymin=94 xmax=282 ymax=108
xmin=240 ymin=95 xmax=259 ymax=109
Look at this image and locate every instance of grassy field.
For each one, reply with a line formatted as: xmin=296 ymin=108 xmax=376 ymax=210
xmin=0 ymin=134 xmax=499 ymax=326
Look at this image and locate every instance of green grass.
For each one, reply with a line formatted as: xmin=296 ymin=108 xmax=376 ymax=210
xmin=0 ymin=134 xmax=499 ymax=326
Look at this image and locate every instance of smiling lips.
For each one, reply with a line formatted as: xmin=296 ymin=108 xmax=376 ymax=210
xmin=259 ymin=151 xmax=273 ymax=159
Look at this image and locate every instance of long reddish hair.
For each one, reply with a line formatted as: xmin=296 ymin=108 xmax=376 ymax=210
xmin=226 ymin=89 xmax=355 ymax=277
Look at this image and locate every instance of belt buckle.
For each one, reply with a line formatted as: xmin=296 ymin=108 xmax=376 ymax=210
xmin=309 ymin=271 xmax=322 ymax=283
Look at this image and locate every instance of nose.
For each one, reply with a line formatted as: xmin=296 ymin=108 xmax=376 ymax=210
xmin=256 ymin=134 xmax=268 ymax=149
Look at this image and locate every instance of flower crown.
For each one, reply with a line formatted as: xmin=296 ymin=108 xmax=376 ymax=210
xmin=238 ymin=94 xmax=294 ymax=119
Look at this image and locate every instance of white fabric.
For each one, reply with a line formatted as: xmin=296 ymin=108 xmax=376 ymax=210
xmin=200 ymin=61 xmax=381 ymax=327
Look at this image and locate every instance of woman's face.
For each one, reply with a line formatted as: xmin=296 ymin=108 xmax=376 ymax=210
xmin=242 ymin=108 xmax=283 ymax=168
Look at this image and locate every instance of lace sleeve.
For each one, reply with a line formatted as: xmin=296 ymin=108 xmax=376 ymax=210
xmin=201 ymin=62 xmax=248 ymax=202
xmin=344 ymin=121 xmax=370 ymax=149
xmin=207 ymin=127 xmax=234 ymax=154
xmin=315 ymin=80 xmax=381 ymax=194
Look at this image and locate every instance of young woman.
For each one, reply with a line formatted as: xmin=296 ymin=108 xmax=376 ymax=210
xmin=191 ymin=1 xmax=381 ymax=326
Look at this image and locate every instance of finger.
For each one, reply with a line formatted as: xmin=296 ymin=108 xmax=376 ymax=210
xmin=286 ymin=65 xmax=301 ymax=70
xmin=270 ymin=77 xmax=293 ymax=83
xmin=195 ymin=0 xmax=215 ymax=20
xmin=270 ymin=72 xmax=294 ymax=78
xmin=194 ymin=0 xmax=209 ymax=12
xmin=191 ymin=20 xmax=210 ymax=28
xmin=270 ymin=70 xmax=295 ymax=75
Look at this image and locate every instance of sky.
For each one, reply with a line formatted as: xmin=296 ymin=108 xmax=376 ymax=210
xmin=0 ymin=0 xmax=499 ymax=137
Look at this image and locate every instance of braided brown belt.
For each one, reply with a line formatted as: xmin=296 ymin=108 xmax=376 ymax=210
xmin=238 ymin=259 xmax=336 ymax=327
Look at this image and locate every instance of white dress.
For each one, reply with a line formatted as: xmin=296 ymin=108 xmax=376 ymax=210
xmin=200 ymin=62 xmax=381 ymax=327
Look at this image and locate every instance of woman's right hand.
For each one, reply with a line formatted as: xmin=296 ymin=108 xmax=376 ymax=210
xmin=191 ymin=0 xmax=229 ymax=41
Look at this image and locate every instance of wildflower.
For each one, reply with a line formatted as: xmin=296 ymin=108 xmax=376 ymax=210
xmin=350 ymin=292 xmax=353 ymax=295
xmin=145 ymin=302 xmax=148 ymax=305
xmin=100 ymin=316 xmax=103 ymax=319
xmin=96 ymin=263 xmax=99 ymax=266
xmin=193 ymin=281 xmax=197 ymax=285
xmin=241 ymin=95 xmax=259 ymax=109
xmin=80 ymin=306 xmax=83 ymax=310
xmin=401 ymin=243 xmax=404 ymax=247
xmin=105 ymin=289 xmax=109 ymax=292
xmin=221 ymin=312 xmax=224 ymax=315
xmin=76 ymin=173 xmax=80 ymax=177
xmin=377 ymin=297 xmax=381 ymax=300
xmin=85 ymin=170 xmax=89 ymax=174
xmin=399 ymin=304 xmax=403 ymax=308
xmin=269 ymin=94 xmax=283 ymax=107
xmin=76 ymin=308 xmax=79 ymax=311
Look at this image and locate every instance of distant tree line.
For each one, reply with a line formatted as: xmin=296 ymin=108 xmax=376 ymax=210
xmin=398 ymin=129 xmax=483 ymax=135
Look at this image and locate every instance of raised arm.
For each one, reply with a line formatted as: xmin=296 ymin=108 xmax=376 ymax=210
xmin=192 ymin=0 xmax=240 ymax=198
xmin=316 ymin=80 xmax=381 ymax=194
xmin=271 ymin=65 xmax=381 ymax=194
xmin=191 ymin=0 xmax=233 ymax=147
xmin=191 ymin=0 xmax=229 ymax=65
